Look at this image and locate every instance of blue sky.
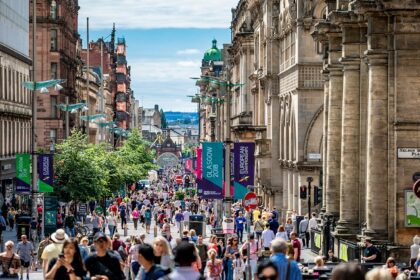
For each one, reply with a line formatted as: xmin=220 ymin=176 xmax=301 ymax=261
xmin=78 ymin=0 xmax=238 ymax=112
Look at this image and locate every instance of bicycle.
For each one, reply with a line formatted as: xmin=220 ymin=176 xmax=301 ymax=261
xmin=75 ymin=222 xmax=90 ymax=236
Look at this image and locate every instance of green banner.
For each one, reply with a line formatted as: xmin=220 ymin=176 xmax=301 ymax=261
xmin=339 ymin=243 xmax=348 ymax=262
xmin=16 ymin=153 xmax=31 ymax=192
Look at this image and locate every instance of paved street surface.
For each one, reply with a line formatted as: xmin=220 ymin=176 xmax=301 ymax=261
xmin=4 ymin=218 xmax=317 ymax=279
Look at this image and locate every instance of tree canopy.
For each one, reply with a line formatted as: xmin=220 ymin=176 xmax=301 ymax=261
xmin=54 ymin=129 xmax=156 ymax=202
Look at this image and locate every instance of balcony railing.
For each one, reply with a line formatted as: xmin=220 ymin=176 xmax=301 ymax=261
xmin=231 ymin=112 xmax=253 ymax=127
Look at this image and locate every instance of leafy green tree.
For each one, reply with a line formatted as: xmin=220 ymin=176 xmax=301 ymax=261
xmin=54 ymin=130 xmax=109 ymax=202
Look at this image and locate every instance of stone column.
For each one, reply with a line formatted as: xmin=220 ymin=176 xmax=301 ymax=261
xmin=337 ymin=24 xmax=361 ymax=233
xmin=282 ymin=167 xmax=288 ymax=211
xmin=325 ymin=32 xmax=343 ymax=216
xmin=293 ymin=171 xmax=299 ymax=213
xmin=288 ymin=170 xmax=294 ymax=210
xmin=321 ymin=70 xmax=329 ymax=213
xmin=365 ymin=16 xmax=388 ymax=237
xmin=271 ymin=94 xmax=282 ymax=208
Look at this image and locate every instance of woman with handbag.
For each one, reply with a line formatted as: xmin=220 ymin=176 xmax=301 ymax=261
xmin=224 ymin=237 xmax=239 ymax=280
xmin=0 ymin=240 xmax=21 ymax=279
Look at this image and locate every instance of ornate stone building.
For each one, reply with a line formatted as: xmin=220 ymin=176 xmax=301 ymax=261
xmin=228 ymin=0 xmax=325 ymax=214
xmin=313 ymin=0 xmax=420 ymax=260
xmin=30 ymin=0 xmax=80 ymax=149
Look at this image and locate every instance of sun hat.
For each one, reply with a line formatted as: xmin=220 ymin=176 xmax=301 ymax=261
xmin=51 ymin=229 xmax=69 ymax=244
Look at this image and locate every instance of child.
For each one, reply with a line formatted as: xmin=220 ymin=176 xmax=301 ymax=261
xmin=233 ymin=252 xmax=245 ymax=280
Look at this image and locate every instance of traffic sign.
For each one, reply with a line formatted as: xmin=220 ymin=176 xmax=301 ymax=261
xmin=243 ymin=192 xmax=258 ymax=211
xmin=413 ymin=179 xmax=420 ymax=199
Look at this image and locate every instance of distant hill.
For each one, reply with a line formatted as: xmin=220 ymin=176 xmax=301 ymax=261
xmin=165 ymin=111 xmax=198 ymax=125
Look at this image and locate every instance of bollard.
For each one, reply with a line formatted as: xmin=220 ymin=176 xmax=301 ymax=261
xmin=154 ymin=225 xmax=157 ymax=237
xmin=124 ymin=224 xmax=128 ymax=236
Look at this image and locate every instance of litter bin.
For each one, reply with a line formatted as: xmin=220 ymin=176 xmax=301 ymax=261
xmin=17 ymin=216 xmax=31 ymax=241
xmin=189 ymin=215 xmax=204 ymax=236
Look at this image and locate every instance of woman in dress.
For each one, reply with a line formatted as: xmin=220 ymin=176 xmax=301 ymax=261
xmin=45 ymin=238 xmax=86 ymax=280
xmin=0 ymin=240 xmax=21 ymax=278
xmin=153 ymin=236 xmax=174 ymax=270
xmin=285 ymin=218 xmax=294 ymax=239
xmin=207 ymin=249 xmax=223 ymax=280
xmin=275 ymin=225 xmax=289 ymax=241
xmin=224 ymin=237 xmax=239 ymax=280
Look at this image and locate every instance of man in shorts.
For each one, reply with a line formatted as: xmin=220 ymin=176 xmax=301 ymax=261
xmin=16 ymin=235 xmax=34 ymax=280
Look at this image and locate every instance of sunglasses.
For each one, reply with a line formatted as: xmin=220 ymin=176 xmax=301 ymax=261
xmin=258 ymin=274 xmax=277 ymax=280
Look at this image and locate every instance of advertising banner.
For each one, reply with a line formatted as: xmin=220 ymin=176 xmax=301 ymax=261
xmin=37 ymin=154 xmax=54 ymax=193
xmin=185 ymin=159 xmax=192 ymax=172
xmin=198 ymin=142 xmax=223 ymax=199
xmin=196 ymin=147 xmax=202 ymax=180
xmin=15 ymin=153 xmax=31 ymax=192
xmin=233 ymin=143 xmax=255 ymax=199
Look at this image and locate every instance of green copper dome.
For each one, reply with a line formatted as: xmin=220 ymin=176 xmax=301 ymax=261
xmin=203 ymin=39 xmax=222 ymax=62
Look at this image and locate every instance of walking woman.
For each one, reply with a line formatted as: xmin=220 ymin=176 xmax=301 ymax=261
xmin=45 ymin=238 xmax=86 ymax=280
xmin=161 ymin=218 xmax=171 ymax=242
xmin=285 ymin=218 xmax=294 ymax=239
xmin=0 ymin=240 xmax=21 ymax=278
xmin=7 ymin=208 xmax=16 ymax=231
xmin=131 ymin=207 xmax=140 ymax=231
xmin=107 ymin=212 xmax=117 ymax=236
xmin=153 ymin=236 xmax=174 ymax=270
xmin=207 ymin=249 xmax=223 ymax=280
xmin=276 ymin=225 xmax=289 ymax=241
xmin=224 ymin=237 xmax=239 ymax=280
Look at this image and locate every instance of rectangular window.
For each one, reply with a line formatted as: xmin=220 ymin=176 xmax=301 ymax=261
xmin=51 ymin=95 xmax=57 ymax=118
xmin=50 ymin=29 xmax=57 ymax=51
xmin=51 ymin=63 xmax=57 ymax=79
xmin=50 ymin=1 xmax=57 ymax=19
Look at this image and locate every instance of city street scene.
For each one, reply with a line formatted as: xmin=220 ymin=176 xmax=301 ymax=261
xmin=1 ymin=0 xmax=420 ymax=280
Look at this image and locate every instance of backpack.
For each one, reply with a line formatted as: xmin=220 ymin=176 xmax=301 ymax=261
xmin=117 ymin=245 xmax=128 ymax=261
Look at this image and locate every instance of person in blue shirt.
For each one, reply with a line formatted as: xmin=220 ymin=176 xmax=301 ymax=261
xmin=235 ymin=212 xmax=247 ymax=243
xmin=270 ymin=238 xmax=302 ymax=280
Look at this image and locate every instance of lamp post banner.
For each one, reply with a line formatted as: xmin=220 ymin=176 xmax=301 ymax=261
xmin=196 ymin=147 xmax=202 ymax=180
xmin=16 ymin=153 xmax=31 ymax=192
xmin=198 ymin=142 xmax=224 ymax=199
xmin=38 ymin=154 xmax=54 ymax=192
xmin=233 ymin=142 xmax=255 ymax=199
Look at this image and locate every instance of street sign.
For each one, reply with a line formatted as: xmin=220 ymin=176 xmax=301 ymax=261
xmin=175 ymin=175 xmax=183 ymax=184
xmin=243 ymin=192 xmax=258 ymax=211
xmin=413 ymin=179 xmax=420 ymax=199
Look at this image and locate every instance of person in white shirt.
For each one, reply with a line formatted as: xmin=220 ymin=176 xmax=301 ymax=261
xmin=262 ymin=224 xmax=275 ymax=250
xmin=308 ymin=213 xmax=318 ymax=247
xmin=183 ymin=208 xmax=191 ymax=230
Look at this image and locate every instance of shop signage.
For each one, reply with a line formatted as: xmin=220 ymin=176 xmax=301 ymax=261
xmin=308 ymin=153 xmax=321 ymax=160
xmin=398 ymin=148 xmax=420 ymax=159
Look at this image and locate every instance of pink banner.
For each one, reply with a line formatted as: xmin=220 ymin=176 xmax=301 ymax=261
xmin=196 ymin=147 xmax=202 ymax=180
xmin=185 ymin=159 xmax=192 ymax=172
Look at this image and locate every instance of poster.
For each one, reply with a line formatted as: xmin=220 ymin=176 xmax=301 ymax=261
xmin=405 ymin=190 xmax=420 ymax=227
xmin=38 ymin=154 xmax=54 ymax=193
xmin=198 ymin=142 xmax=223 ymax=199
xmin=15 ymin=153 xmax=31 ymax=192
xmin=339 ymin=243 xmax=348 ymax=262
xmin=233 ymin=143 xmax=255 ymax=199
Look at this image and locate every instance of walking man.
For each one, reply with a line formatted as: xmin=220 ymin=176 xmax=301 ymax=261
xmin=235 ymin=212 xmax=246 ymax=243
xmin=16 ymin=235 xmax=34 ymax=280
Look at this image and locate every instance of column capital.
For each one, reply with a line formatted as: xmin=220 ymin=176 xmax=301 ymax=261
xmin=365 ymin=50 xmax=388 ymax=66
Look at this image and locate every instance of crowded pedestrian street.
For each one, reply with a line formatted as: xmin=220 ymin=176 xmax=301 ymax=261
xmin=2 ymin=0 xmax=420 ymax=279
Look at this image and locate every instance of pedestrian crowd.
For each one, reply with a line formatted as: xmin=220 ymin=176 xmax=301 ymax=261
xmin=0 ymin=167 xmax=419 ymax=280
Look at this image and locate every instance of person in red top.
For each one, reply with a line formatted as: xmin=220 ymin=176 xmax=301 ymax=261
xmin=109 ymin=202 xmax=118 ymax=215
xmin=116 ymin=196 xmax=122 ymax=205
xmin=290 ymin=232 xmax=301 ymax=262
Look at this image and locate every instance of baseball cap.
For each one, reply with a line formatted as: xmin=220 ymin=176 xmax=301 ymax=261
xmin=93 ymin=232 xmax=107 ymax=242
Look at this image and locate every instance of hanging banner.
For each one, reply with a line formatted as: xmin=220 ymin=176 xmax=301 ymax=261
xmin=37 ymin=154 xmax=54 ymax=193
xmin=196 ymin=147 xmax=202 ymax=180
xmin=185 ymin=159 xmax=192 ymax=172
xmin=198 ymin=142 xmax=223 ymax=199
xmin=16 ymin=153 xmax=31 ymax=192
xmin=233 ymin=143 xmax=255 ymax=199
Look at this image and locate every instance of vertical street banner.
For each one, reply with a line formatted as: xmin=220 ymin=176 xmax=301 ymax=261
xmin=233 ymin=142 xmax=255 ymax=199
xmin=37 ymin=154 xmax=54 ymax=193
xmin=196 ymin=147 xmax=202 ymax=180
xmin=198 ymin=142 xmax=224 ymax=199
xmin=185 ymin=159 xmax=192 ymax=172
xmin=15 ymin=153 xmax=31 ymax=192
